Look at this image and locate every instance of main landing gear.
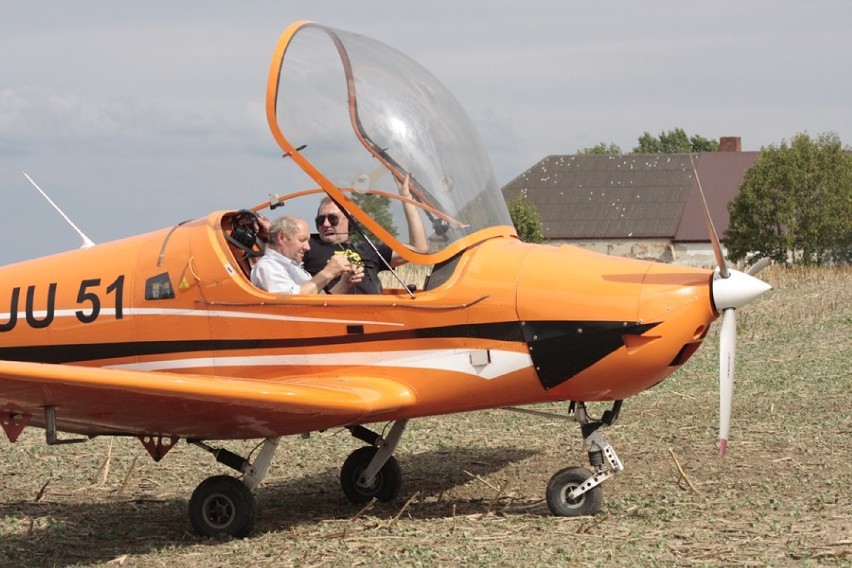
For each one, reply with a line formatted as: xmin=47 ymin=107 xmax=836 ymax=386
xmin=341 ymin=419 xmax=407 ymax=504
xmin=187 ymin=437 xmax=280 ymax=538
xmin=185 ymin=420 xmax=410 ymax=538
xmin=544 ymin=401 xmax=624 ymax=517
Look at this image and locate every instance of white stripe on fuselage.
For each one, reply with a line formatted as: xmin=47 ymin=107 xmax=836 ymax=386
xmin=2 ymin=307 xmax=404 ymax=327
xmin=107 ymin=349 xmax=532 ymax=381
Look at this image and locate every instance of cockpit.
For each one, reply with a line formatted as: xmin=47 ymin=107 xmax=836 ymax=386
xmin=219 ymin=196 xmax=458 ymax=295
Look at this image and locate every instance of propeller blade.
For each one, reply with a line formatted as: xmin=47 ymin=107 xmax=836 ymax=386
xmin=746 ymin=257 xmax=772 ymax=276
xmin=691 ymin=154 xmax=771 ymax=457
xmin=711 ymin=269 xmax=770 ymax=457
xmin=689 ymin=154 xmax=729 ymax=278
xmin=719 ymin=308 xmax=737 ymax=457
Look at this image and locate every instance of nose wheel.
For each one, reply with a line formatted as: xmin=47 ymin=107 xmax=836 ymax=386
xmin=546 ymin=466 xmax=603 ymax=516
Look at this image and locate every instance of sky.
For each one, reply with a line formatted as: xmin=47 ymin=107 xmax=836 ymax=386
xmin=2 ymin=1 xmax=850 ymax=265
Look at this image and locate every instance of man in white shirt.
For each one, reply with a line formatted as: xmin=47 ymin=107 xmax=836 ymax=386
xmin=251 ymin=216 xmax=363 ymax=294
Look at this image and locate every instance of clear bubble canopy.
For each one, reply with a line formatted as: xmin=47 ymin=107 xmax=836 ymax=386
xmin=268 ymin=23 xmax=513 ymax=258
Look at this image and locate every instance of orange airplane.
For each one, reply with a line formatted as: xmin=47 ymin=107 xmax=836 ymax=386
xmin=0 ymin=21 xmax=771 ymax=538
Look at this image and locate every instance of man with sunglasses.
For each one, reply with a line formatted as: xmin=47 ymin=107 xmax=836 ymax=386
xmin=303 ymin=181 xmax=427 ymax=294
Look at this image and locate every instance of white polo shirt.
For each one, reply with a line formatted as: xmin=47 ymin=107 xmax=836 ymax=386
xmin=250 ymin=247 xmax=317 ymax=294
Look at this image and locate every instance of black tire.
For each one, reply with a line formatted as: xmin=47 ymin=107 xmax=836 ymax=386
xmin=189 ymin=475 xmax=256 ymax=538
xmin=545 ymin=467 xmax=603 ymax=517
xmin=340 ymin=446 xmax=402 ymax=504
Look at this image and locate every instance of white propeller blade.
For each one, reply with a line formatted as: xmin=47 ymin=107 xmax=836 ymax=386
xmin=719 ymin=308 xmax=737 ymax=457
xmin=712 ymin=269 xmax=770 ymax=456
xmin=747 ymin=257 xmax=772 ymax=276
xmin=692 ymin=155 xmax=772 ymax=457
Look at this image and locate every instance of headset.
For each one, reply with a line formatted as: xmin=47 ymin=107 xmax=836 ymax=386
xmin=226 ymin=209 xmax=264 ymax=259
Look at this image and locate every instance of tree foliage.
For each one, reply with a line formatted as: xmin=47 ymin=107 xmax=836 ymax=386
xmin=725 ymin=132 xmax=852 ymax=266
xmin=633 ymin=128 xmax=720 ymax=153
xmin=508 ymin=195 xmax=543 ymax=243
xmin=578 ymin=142 xmax=623 ymax=155
xmin=350 ymin=192 xmax=397 ymax=243
xmin=577 ymin=128 xmax=719 ymax=155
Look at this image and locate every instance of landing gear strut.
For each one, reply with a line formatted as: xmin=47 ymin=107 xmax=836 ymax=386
xmin=188 ymin=436 xmax=280 ymax=538
xmin=545 ymin=401 xmax=623 ymax=517
xmin=342 ymin=420 xmax=407 ymax=504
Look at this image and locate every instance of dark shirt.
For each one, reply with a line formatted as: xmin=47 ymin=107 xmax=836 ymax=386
xmin=303 ymin=234 xmax=393 ymax=294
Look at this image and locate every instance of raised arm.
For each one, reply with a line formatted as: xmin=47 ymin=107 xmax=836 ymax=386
xmin=392 ymin=176 xmax=428 ymax=267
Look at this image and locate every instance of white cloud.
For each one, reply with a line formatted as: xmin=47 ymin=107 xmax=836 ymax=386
xmin=1 ymin=1 xmax=851 ymax=265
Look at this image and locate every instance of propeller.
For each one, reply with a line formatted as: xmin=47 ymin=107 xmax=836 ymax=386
xmin=746 ymin=256 xmax=772 ymax=276
xmin=690 ymin=155 xmax=772 ymax=457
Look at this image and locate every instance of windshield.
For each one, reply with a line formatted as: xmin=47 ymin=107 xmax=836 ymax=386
xmin=266 ymin=22 xmax=514 ymax=263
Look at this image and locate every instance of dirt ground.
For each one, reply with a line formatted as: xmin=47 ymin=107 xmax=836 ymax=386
xmin=1 ymin=266 xmax=849 ymax=567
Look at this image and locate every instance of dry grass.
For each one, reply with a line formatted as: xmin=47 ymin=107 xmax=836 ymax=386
xmin=1 ymin=266 xmax=850 ymax=567
xmin=378 ymin=263 xmax=432 ymax=290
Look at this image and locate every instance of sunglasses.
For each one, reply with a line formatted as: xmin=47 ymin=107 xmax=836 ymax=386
xmin=315 ymin=213 xmax=341 ymax=227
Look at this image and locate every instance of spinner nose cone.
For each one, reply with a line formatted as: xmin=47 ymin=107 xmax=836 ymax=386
xmin=711 ymin=268 xmax=772 ymax=312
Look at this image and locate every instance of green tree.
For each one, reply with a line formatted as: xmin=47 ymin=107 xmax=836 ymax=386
xmin=350 ymin=192 xmax=397 ymax=243
xmin=725 ymin=132 xmax=852 ymax=266
xmin=578 ymin=142 xmax=623 ymax=155
xmin=632 ymin=128 xmax=720 ymax=153
xmin=508 ymin=195 xmax=543 ymax=243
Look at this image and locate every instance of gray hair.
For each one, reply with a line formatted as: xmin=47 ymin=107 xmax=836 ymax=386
xmin=317 ymin=196 xmax=339 ymax=215
xmin=268 ymin=216 xmax=303 ymax=241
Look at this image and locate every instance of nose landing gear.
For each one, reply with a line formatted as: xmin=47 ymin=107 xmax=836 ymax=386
xmin=545 ymin=401 xmax=623 ymax=517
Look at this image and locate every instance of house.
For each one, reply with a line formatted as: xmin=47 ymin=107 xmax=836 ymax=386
xmin=501 ymin=137 xmax=759 ymax=266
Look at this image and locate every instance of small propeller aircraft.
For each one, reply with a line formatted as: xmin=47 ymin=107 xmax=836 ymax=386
xmin=0 ymin=21 xmax=771 ymax=538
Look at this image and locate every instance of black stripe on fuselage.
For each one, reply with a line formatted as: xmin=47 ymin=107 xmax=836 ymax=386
xmin=521 ymin=320 xmax=659 ymax=389
xmin=0 ymin=320 xmax=658 ymax=390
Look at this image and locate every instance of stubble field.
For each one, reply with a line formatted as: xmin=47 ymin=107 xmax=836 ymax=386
xmin=1 ymin=266 xmax=849 ymax=567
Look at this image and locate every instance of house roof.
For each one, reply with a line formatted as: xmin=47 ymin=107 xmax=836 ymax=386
xmin=502 ymin=152 xmax=759 ymax=242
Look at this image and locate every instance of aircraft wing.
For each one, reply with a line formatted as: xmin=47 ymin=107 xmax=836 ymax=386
xmin=0 ymin=360 xmax=416 ymax=440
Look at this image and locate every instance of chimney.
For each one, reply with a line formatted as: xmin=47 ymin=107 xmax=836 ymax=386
xmin=719 ymin=136 xmax=742 ymax=152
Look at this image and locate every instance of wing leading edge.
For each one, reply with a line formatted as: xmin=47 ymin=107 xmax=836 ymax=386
xmin=0 ymin=360 xmax=417 ymax=440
